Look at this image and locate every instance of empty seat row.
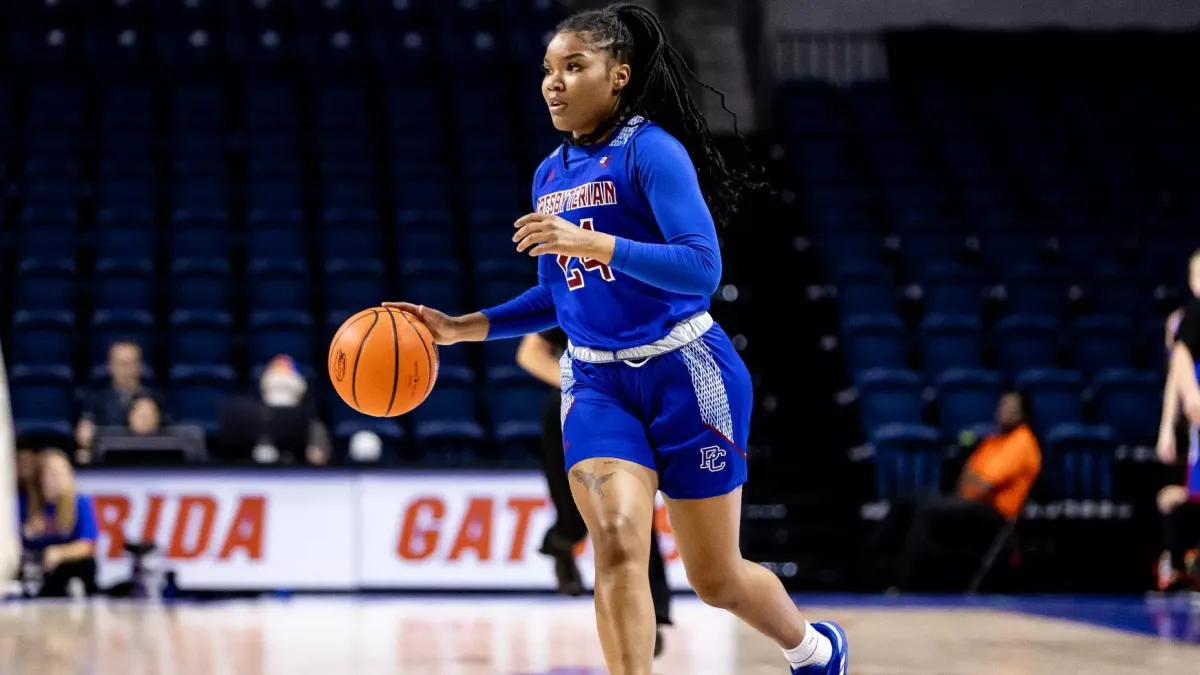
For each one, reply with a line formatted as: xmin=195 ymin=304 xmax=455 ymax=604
xmin=841 ymin=313 xmax=1165 ymax=382
xmin=855 ymin=366 xmax=1159 ymax=445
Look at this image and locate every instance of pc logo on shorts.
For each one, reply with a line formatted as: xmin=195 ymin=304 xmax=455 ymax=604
xmin=700 ymin=446 xmax=727 ymax=472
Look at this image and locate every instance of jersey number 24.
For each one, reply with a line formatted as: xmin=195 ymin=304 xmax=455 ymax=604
xmin=556 ymin=218 xmax=615 ymax=291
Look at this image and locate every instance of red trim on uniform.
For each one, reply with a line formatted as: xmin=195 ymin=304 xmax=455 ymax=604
xmin=703 ymin=423 xmax=747 ymax=459
xmin=561 ymin=399 xmax=576 ymax=455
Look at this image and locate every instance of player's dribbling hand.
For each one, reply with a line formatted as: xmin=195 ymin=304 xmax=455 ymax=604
xmin=381 ymin=302 xmax=461 ymax=345
xmin=513 ymin=213 xmax=617 ymax=262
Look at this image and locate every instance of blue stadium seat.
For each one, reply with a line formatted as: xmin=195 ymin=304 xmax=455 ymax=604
xmin=325 ymin=265 xmax=387 ymax=313
xmin=315 ymin=87 xmax=368 ymax=130
xmin=855 ymin=368 xmax=924 ymax=438
xmin=171 ymin=263 xmax=232 ymax=312
xmin=994 ymin=315 xmax=1060 ymax=380
xmin=833 ymin=264 xmax=895 ymax=316
xmin=98 ymin=157 xmax=155 ymax=180
xmin=872 ymin=424 xmax=943 ymax=500
xmin=246 ymin=158 xmax=302 ymax=181
xmin=898 ymin=232 xmax=962 ymax=273
xmin=17 ymin=223 xmax=77 ymax=268
xmin=170 ymin=222 xmax=233 ymax=271
xmin=1091 ymin=369 xmax=1160 ymax=446
xmin=935 ymin=369 xmax=1002 ymax=439
xmin=1068 ymin=315 xmax=1134 ymax=380
xmin=9 ymin=368 xmax=75 ymax=437
xmin=1043 ymin=424 xmax=1116 ymax=500
xmin=1057 ymin=232 xmax=1123 ymax=276
xmin=403 ymin=279 xmax=465 ymax=316
xmin=1089 ymin=271 xmax=1149 ymax=321
xmin=1015 ymin=368 xmax=1083 ymax=434
xmin=247 ymin=180 xmax=304 ymax=210
xmin=248 ymin=311 xmax=315 ymax=374
xmin=246 ymin=224 xmax=308 ymax=265
xmin=247 ymin=260 xmax=310 ymax=312
xmin=169 ymin=311 xmax=235 ymax=369
xmin=168 ymin=367 xmax=237 ymax=436
xmin=410 ymin=384 xmax=486 ymax=458
xmin=170 ymin=86 xmax=224 ymax=130
xmin=173 ymin=180 xmax=227 ymax=211
xmin=918 ymin=264 xmax=985 ymax=316
xmin=917 ymin=314 xmax=983 ymax=380
xmin=978 ymin=233 xmax=1044 ymax=274
xmin=328 ymin=397 xmax=405 ymax=458
xmin=27 ymin=87 xmax=83 ymax=130
xmin=469 ymin=230 xmax=536 ymax=279
xmin=12 ymin=266 xmax=75 ymax=312
xmin=841 ymin=314 xmax=907 ymax=376
xmin=815 ymin=232 xmax=881 ymax=272
xmin=244 ymin=85 xmax=297 ymax=131
xmin=1003 ymin=268 xmax=1069 ymax=317
xmin=94 ymin=225 xmax=157 ymax=267
xmin=319 ymin=221 xmax=382 ymax=269
xmin=482 ymin=339 xmax=529 ymax=385
xmin=487 ymin=384 xmax=547 ymax=458
xmin=9 ymin=311 xmax=75 ymax=373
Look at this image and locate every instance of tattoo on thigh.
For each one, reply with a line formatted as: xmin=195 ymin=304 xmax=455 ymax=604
xmin=572 ymin=460 xmax=619 ymax=500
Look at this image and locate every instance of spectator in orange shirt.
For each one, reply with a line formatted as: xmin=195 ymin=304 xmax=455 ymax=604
xmin=869 ymin=392 xmax=1042 ymax=590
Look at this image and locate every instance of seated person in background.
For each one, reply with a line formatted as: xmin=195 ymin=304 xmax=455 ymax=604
xmin=1155 ymin=484 xmax=1199 ymax=592
xmin=126 ymin=395 xmax=163 ymax=436
xmin=252 ymin=355 xmax=332 ymax=465
xmin=75 ymin=341 xmax=165 ymax=464
xmin=869 ymin=392 xmax=1042 ymax=590
xmin=20 ymin=449 xmax=99 ymax=597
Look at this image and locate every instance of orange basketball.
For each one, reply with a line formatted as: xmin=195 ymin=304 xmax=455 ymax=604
xmin=328 ymin=307 xmax=439 ymax=417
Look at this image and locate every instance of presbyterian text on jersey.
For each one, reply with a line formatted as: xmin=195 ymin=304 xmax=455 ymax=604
xmin=536 ymin=181 xmax=619 ymax=216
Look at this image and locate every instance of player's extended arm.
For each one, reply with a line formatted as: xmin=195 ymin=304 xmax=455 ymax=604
xmin=480 ymin=283 xmax=558 ymax=341
xmin=605 ymin=132 xmax=722 ymax=296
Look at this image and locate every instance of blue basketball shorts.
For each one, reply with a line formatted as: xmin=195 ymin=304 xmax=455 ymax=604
xmin=559 ymin=313 xmax=750 ymax=500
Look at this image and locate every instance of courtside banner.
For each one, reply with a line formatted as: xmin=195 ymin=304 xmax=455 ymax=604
xmin=75 ymin=471 xmax=692 ymax=591
xmin=76 ymin=472 xmax=358 ymax=590
xmin=356 ymin=473 xmax=690 ymax=590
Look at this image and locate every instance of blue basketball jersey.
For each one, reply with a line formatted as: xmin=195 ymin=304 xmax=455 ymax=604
xmin=530 ymin=116 xmax=715 ymax=348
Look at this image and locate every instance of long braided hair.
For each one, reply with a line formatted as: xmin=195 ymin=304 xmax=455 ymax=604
xmin=555 ymin=3 xmax=762 ymax=227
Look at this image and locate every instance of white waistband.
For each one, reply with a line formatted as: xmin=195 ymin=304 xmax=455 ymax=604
xmin=567 ymin=312 xmax=713 ymax=363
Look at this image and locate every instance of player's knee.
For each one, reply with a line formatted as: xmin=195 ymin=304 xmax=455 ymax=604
xmin=590 ymin=513 xmax=643 ymax=567
xmin=687 ymin=565 xmax=741 ymax=610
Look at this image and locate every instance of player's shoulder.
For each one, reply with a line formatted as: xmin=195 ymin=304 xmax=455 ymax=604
xmin=532 ymin=144 xmax=565 ymax=186
xmin=623 ymin=119 xmax=690 ymax=168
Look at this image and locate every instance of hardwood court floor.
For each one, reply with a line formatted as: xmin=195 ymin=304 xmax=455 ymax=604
xmin=1 ymin=594 xmax=1197 ymax=674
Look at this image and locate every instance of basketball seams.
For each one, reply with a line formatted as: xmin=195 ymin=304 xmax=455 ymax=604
xmin=384 ymin=309 xmax=401 ymax=416
xmin=394 ymin=309 xmax=436 ymax=400
xmin=328 ymin=309 xmax=375 ymax=372
xmin=351 ymin=309 xmax=381 ymax=411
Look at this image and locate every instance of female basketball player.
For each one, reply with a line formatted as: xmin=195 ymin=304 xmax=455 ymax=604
xmin=386 ymin=4 xmax=848 ymax=674
xmin=517 ymin=329 xmax=672 ymax=658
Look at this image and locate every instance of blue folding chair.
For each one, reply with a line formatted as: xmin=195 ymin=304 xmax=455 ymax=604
xmin=1016 ymin=368 xmax=1084 ymax=435
xmin=935 ymin=369 xmax=1002 ymax=439
xmin=994 ymin=315 xmax=1061 ymax=381
xmin=855 ymin=368 xmax=924 ymax=439
xmin=917 ymin=314 xmax=983 ymax=380
xmin=169 ymin=311 xmax=235 ymax=369
xmin=841 ymin=314 xmax=907 ymax=377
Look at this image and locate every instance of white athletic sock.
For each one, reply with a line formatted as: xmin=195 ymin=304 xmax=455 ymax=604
xmin=782 ymin=621 xmax=832 ymax=669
